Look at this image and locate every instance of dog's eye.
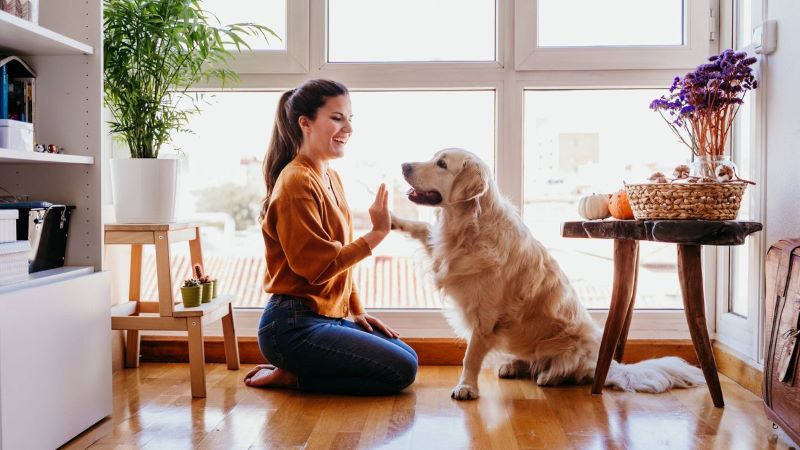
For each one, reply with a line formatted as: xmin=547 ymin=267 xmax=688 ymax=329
xmin=437 ymin=159 xmax=447 ymax=169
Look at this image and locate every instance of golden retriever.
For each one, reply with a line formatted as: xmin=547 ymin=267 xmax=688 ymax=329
xmin=391 ymin=148 xmax=705 ymax=400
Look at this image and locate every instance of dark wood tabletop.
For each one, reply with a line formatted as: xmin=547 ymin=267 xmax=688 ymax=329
xmin=561 ymin=220 xmax=763 ymax=246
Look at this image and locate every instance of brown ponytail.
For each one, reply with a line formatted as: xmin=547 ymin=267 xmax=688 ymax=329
xmin=259 ymin=79 xmax=349 ymax=222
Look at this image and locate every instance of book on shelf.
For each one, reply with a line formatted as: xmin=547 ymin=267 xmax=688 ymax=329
xmin=0 ymin=56 xmax=36 ymax=123
xmin=1 ymin=63 xmax=7 ymax=120
xmin=11 ymin=77 xmax=35 ymax=123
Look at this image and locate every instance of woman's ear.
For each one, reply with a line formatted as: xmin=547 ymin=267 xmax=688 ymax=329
xmin=451 ymin=159 xmax=487 ymax=203
xmin=298 ymin=116 xmax=311 ymax=134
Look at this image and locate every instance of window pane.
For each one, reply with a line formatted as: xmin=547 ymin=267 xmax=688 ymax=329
xmin=729 ymin=96 xmax=753 ymax=317
xmin=524 ymin=90 xmax=687 ymax=309
xmin=328 ymin=0 xmax=495 ymax=62
xmin=201 ymin=0 xmax=287 ymax=50
xmin=736 ymin=0 xmax=753 ymax=49
xmin=537 ymin=0 xmax=684 ymax=47
xmin=156 ymin=92 xmax=279 ymax=309
xmin=338 ymin=91 xmax=495 ymax=308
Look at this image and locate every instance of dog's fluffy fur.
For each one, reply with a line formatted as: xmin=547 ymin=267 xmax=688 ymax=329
xmin=392 ymin=148 xmax=705 ymax=400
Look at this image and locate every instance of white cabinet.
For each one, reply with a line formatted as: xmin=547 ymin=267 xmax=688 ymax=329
xmin=0 ymin=0 xmax=110 ymax=447
xmin=0 ymin=271 xmax=111 ymax=449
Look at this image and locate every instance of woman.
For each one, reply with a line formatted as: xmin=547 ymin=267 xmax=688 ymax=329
xmin=244 ymin=79 xmax=418 ymax=394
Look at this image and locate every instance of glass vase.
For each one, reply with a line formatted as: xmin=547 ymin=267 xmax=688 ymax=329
xmin=690 ymin=155 xmax=738 ymax=181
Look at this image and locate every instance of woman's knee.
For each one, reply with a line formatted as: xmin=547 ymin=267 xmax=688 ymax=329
xmin=390 ymin=351 xmax=418 ymax=391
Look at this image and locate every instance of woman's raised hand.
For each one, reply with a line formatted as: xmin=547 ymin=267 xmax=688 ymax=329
xmin=368 ymin=183 xmax=390 ymax=233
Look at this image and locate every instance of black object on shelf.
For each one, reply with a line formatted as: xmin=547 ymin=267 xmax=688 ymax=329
xmin=0 ymin=201 xmax=74 ymax=272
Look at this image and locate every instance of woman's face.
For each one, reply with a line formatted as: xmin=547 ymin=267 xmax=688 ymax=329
xmin=299 ymin=94 xmax=353 ymax=161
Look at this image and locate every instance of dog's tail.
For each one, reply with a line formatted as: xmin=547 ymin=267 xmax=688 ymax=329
xmin=604 ymin=356 xmax=706 ymax=393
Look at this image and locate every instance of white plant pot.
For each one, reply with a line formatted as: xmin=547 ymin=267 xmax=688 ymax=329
xmin=111 ymin=158 xmax=179 ymax=223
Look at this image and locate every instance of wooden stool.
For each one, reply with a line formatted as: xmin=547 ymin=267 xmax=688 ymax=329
xmin=562 ymin=219 xmax=762 ymax=408
xmin=105 ymin=223 xmax=240 ymax=398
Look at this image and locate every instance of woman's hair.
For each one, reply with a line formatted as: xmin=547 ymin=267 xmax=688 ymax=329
xmin=259 ymin=79 xmax=349 ymax=222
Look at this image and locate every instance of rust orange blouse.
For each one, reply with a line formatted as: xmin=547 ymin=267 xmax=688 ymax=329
xmin=262 ymin=154 xmax=371 ymax=317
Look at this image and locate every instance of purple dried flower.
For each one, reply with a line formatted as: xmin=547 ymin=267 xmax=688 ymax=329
xmin=650 ymin=49 xmax=758 ymax=159
xmin=669 ymin=76 xmax=681 ymax=92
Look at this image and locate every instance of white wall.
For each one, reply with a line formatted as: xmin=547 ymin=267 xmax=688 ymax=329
xmin=765 ymin=0 xmax=800 ymax=244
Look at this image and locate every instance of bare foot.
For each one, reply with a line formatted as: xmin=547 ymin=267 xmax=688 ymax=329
xmin=243 ymin=364 xmax=298 ymax=389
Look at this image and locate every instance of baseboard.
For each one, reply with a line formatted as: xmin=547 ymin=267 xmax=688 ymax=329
xmin=137 ymin=336 xmax=765 ymax=397
xmin=712 ymin=341 xmax=763 ymax=397
xmin=138 ymin=336 xmax=697 ymax=366
xmin=139 ymin=336 xmax=468 ymax=366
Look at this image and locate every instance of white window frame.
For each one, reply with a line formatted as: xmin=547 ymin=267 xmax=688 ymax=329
xmin=714 ymin=0 xmax=767 ymax=367
xmin=514 ymin=0 xmax=713 ymax=71
xmin=225 ymin=0 xmax=309 ymax=74
xmin=181 ymin=0 xmax=723 ymax=339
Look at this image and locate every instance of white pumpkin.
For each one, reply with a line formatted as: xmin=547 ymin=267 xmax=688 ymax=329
xmin=578 ymin=194 xmax=611 ymax=220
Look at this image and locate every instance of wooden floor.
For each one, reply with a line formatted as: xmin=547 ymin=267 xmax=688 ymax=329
xmin=69 ymin=363 xmax=794 ymax=450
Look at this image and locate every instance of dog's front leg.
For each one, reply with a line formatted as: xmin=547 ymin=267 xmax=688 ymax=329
xmin=451 ymin=332 xmax=492 ymax=400
xmin=391 ymin=213 xmax=434 ymax=256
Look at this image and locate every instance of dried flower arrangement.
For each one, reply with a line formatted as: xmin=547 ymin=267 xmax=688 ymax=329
xmin=649 ymin=49 xmax=758 ymax=180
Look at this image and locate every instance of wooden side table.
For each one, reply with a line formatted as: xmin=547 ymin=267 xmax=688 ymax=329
xmin=562 ymin=220 xmax=762 ymax=408
xmin=105 ymin=223 xmax=240 ymax=398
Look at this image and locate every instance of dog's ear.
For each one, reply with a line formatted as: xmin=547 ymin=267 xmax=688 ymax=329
xmin=451 ymin=159 xmax=487 ymax=203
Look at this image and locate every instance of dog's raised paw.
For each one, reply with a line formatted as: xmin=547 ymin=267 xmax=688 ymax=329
xmin=450 ymin=384 xmax=479 ymax=400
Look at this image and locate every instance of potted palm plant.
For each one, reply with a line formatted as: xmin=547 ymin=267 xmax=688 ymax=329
xmin=103 ymin=0 xmax=276 ymax=223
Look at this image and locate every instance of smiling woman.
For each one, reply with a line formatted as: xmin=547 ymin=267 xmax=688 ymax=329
xmin=244 ymin=78 xmax=420 ymax=395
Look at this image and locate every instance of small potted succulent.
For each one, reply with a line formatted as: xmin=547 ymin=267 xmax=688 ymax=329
xmin=180 ymin=278 xmax=203 ymax=307
xmin=194 ymin=264 xmax=216 ymax=303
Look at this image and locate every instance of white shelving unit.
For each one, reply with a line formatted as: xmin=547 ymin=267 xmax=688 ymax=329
xmin=0 ymin=2 xmax=110 ymax=449
xmin=0 ymin=11 xmax=93 ymax=55
xmin=0 ymin=147 xmax=94 ymax=164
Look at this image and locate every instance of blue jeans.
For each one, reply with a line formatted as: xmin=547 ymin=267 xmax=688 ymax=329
xmin=257 ymin=295 xmax=418 ymax=395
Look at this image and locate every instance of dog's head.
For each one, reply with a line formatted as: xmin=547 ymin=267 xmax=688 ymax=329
xmin=401 ymin=148 xmax=490 ymax=206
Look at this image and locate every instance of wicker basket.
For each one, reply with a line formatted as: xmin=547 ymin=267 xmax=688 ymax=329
xmin=625 ymin=182 xmax=747 ymax=220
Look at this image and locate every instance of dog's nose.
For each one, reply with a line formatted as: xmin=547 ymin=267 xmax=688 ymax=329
xmin=402 ymin=163 xmax=413 ymax=177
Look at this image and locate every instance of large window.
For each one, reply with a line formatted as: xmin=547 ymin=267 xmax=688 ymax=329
xmin=117 ymin=0 xmax=733 ymax=338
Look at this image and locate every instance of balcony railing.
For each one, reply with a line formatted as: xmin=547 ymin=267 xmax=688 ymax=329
xmin=140 ymin=254 xmax=444 ymax=309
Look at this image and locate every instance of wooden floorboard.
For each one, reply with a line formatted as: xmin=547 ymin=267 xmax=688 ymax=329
xmin=65 ymin=363 xmax=794 ymax=450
